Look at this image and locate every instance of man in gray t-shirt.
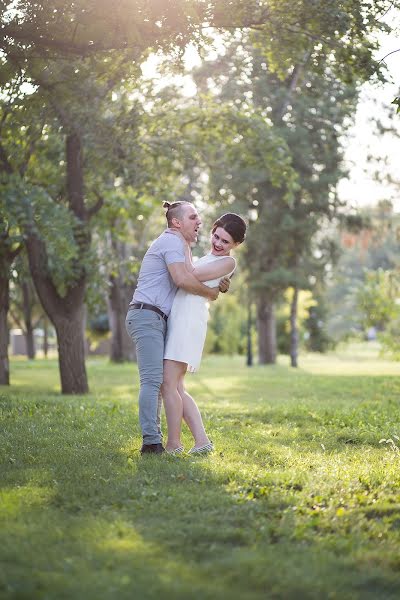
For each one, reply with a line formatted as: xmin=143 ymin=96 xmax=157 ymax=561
xmin=130 ymin=229 xmax=187 ymax=317
xmin=125 ymin=201 xmax=228 ymax=455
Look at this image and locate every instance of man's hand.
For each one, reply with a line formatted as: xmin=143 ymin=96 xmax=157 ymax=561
xmin=168 ymin=262 xmax=218 ymax=300
xmin=207 ymin=286 xmax=220 ymax=301
xmin=219 ymin=277 xmax=231 ymax=294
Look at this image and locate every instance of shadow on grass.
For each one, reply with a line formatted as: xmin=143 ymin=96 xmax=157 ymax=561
xmin=1 ymin=388 xmax=400 ymax=600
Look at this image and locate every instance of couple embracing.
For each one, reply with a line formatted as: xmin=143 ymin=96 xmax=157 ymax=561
xmin=125 ymin=201 xmax=246 ymax=456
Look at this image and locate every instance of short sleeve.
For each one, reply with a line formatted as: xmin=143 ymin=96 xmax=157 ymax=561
xmin=163 ymin=234 xmax=185 ymax=265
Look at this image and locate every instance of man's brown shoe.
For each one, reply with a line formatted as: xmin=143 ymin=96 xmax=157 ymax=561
xmin=140 ymin=443 xmax=165 ymax=455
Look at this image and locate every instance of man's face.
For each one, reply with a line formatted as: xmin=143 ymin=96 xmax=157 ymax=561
xmin=177 ymin=204 xmax=202 ymax=243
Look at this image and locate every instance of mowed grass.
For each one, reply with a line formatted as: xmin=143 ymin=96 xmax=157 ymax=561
xmin=1 ymin=344 xmax=400 ymax=600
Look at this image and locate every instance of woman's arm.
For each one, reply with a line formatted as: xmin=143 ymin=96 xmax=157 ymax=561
xmin=193 ymin=256 xmax=236 ymax=282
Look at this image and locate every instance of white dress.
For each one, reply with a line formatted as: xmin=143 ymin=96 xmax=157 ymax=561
xmin=164 ymin=253 xmax=236 ymax=372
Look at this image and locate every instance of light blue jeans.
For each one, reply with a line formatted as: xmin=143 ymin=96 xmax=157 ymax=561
xmin=125 ymin=307 xmax=167 ymax=445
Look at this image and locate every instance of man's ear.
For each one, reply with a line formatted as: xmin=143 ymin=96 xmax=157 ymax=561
xmin=171 ymin=217 xmax=181 ymax=228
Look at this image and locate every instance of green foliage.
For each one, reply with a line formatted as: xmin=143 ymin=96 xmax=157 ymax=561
xmin=356 ymin=269 xmax=400 ymax=331
xmin=274 ymin=289 xmax=332 ymax=355
xmin=1 ymin=177 xmax=82 ymax=296
xmin=327 ymin=202 xmax=400 ymax=345
xmin=392 ymin=97 xmax=400 ymax=114
xmin=1 ymin=0 xmax=398 ymax=370
xmin=304 ymin=295 xmax=335 ymax=353
xmin=88 ymin=314 xmax=110 ymax=335
xmin=8 ymin=251 xmax=43 ymax=330
xmin=206 ymin=294 xmax=246 ymax=356
xmin=1 ymin=0 xmax=209 ymax=56
xmin=192 ymin=35 xmax=360 ymax=336
xmin=380 ymin=318 xmax=400 ymax=359
xmin=2 ymin=0 xmax=393 ymax=88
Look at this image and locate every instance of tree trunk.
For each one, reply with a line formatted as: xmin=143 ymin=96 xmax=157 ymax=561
xmin=257 ymin=296 xmax=277 ymax=364
xmin=0 ymin=242 xmax=21 ymax=384
xmin=42 ymin=315 xmax=49 ymax=357
xmin=0 ymin=272 xmax=10 ymax=385
xmin=246 ymin=297 xmax=253 ymax=367
xmin=22 ymin=281 xmax=35 ymax=359
xmin=107 ymin=274 xmax=136 ymax=362
xmin=26 ymin=233 xmax=89 ymax=393
xmin=53 ymin=310 xmax=88 ymax=394
xmin=290 ymin=285 xmax=299 ymax=368
xmin=26 ymin=132 xmax=90 ymax=393
xmin=25 ymin=326 xmax=35 ymax=360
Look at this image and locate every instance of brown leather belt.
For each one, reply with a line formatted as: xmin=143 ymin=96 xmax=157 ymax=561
xmin=130 ymin=302 xmax=168 ymax=322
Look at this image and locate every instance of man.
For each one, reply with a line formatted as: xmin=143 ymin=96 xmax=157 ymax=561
xmin=125 ymin=201 xmax=229 ymax=455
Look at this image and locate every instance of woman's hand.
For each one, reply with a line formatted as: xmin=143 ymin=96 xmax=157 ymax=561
xmin=219 ymin=277 xmax=231 ymax=294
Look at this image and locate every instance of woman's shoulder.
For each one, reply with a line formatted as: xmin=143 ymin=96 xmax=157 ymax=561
xmin=194 ymin=253 xmax=236 ymax=275
xmin=210 ymin=255 xmax=236 ymax=277
xmin=201 ymin=253 xmax=235 ymax=263
xmin=215 ymin=255 xmax=236 ymax=269
xmin=193 ymin=253 xmax=213 ymax=264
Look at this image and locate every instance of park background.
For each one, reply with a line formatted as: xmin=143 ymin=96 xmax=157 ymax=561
xmin=1 ymin=1 xmax=400 ymax=599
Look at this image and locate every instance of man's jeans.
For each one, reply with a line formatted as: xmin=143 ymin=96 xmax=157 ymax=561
xmin=125 ymin=307 xmax=167 ymax=445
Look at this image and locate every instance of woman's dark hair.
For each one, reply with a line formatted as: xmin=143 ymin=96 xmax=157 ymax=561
xmin=163 ymin=201 xmax=191 ymax=226
xmin=212 ymin=213 xmax=247 ymax=244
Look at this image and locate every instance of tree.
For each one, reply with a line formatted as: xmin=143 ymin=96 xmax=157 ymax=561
xmin=0 ymin=0 xmax=397 ymax=387
xmin=9 ymin=252 xmax=44 ymax=359
xmin=0 ymin=78 xmax=44 ymax=383
xmin=90 ymin=188 xmax=155 ymax=364
xmin=0 ymin=204 xmax=21 ymax=384
xmin=189 ymin=36 xmax=359 ymax=364
xmin=356 ymin=268 xmax=400 ymax=331
xmin=326 ymin=201 xmax=400 ymax=341
xmin=1 ymin=1 xmax=394 ymax=73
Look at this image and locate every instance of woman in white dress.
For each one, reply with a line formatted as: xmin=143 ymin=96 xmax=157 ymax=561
xmin=162 ymin=213 xmax=247 ymax=455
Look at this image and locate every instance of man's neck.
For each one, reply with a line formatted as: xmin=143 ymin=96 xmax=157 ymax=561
xmin=167 ymin=227 xmax=191 ymax=243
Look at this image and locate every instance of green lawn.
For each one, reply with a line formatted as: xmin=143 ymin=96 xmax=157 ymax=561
xmin=1 ymin=344 xmax=400 ymax=599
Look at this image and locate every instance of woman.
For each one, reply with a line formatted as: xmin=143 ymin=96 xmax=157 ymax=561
xmin=162 ymin=212 xmax=247 ymax=455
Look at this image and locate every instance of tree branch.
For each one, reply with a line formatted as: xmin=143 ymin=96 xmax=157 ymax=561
xmin=28 ymin=72 xmax=77 ymax=131
xmin=19 ymin=119 xmax=46 ymax=177
xmin=9 ymin=244 xmax=22 ymax=262
xmin=8 ymin=308 xmax=24 ymax=332
xmin=2 ymin=25 xmax=141 ymax=56
xmin=0 ymin=142 xmax=13 ymax=174
xmin=378 ymin=48 xmax=400 ymax=65
xmin=32 ymin=315 xmax=43 ymax=329
xmin=87 ymin=192 xmax=104 ymax=219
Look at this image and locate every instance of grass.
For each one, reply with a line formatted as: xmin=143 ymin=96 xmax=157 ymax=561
xmin=1 ymin=343 xmax=400 ymax=599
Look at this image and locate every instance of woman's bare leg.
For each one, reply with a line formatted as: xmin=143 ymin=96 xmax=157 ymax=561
xmin=178 ymin=380 xmax=211 ymax=448
xmin=161 ymin=360 xmax=187 ymax=451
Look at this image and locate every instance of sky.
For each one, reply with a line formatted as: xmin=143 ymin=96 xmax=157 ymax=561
xmin=142 ymin=16 xmax=400 ymax=214
xmin=337 ymin=18 xmax=400 ymax=212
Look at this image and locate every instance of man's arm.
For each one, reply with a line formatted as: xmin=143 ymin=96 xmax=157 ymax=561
xmin=192 ymin=256 xmax=235 ymax=281
xmin=168 ymin=263 xmax=219 ymax=301
xmin=171 ymin=232 xmax=232 ymax=294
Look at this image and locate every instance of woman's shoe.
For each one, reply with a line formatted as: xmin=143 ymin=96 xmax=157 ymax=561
xmin=166 ymin=446 xmax=184 ymax=455
xmin=188 ymin=441 xmax=214 ymax=455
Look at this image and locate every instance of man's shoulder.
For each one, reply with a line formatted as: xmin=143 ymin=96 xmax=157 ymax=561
xmin=155 ymin=230 xmax=184 ymax=251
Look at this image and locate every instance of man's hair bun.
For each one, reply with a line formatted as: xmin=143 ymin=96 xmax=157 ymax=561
xmin=163 ymin=201 xmax=171 ymax=209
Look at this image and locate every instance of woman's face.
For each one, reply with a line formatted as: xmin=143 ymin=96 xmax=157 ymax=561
xmin=210 ymin=227 xmax=238 ymax=256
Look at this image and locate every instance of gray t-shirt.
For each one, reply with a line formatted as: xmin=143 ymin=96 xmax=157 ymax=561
xmin=130 ymin=229 xmax=185 ymax=316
